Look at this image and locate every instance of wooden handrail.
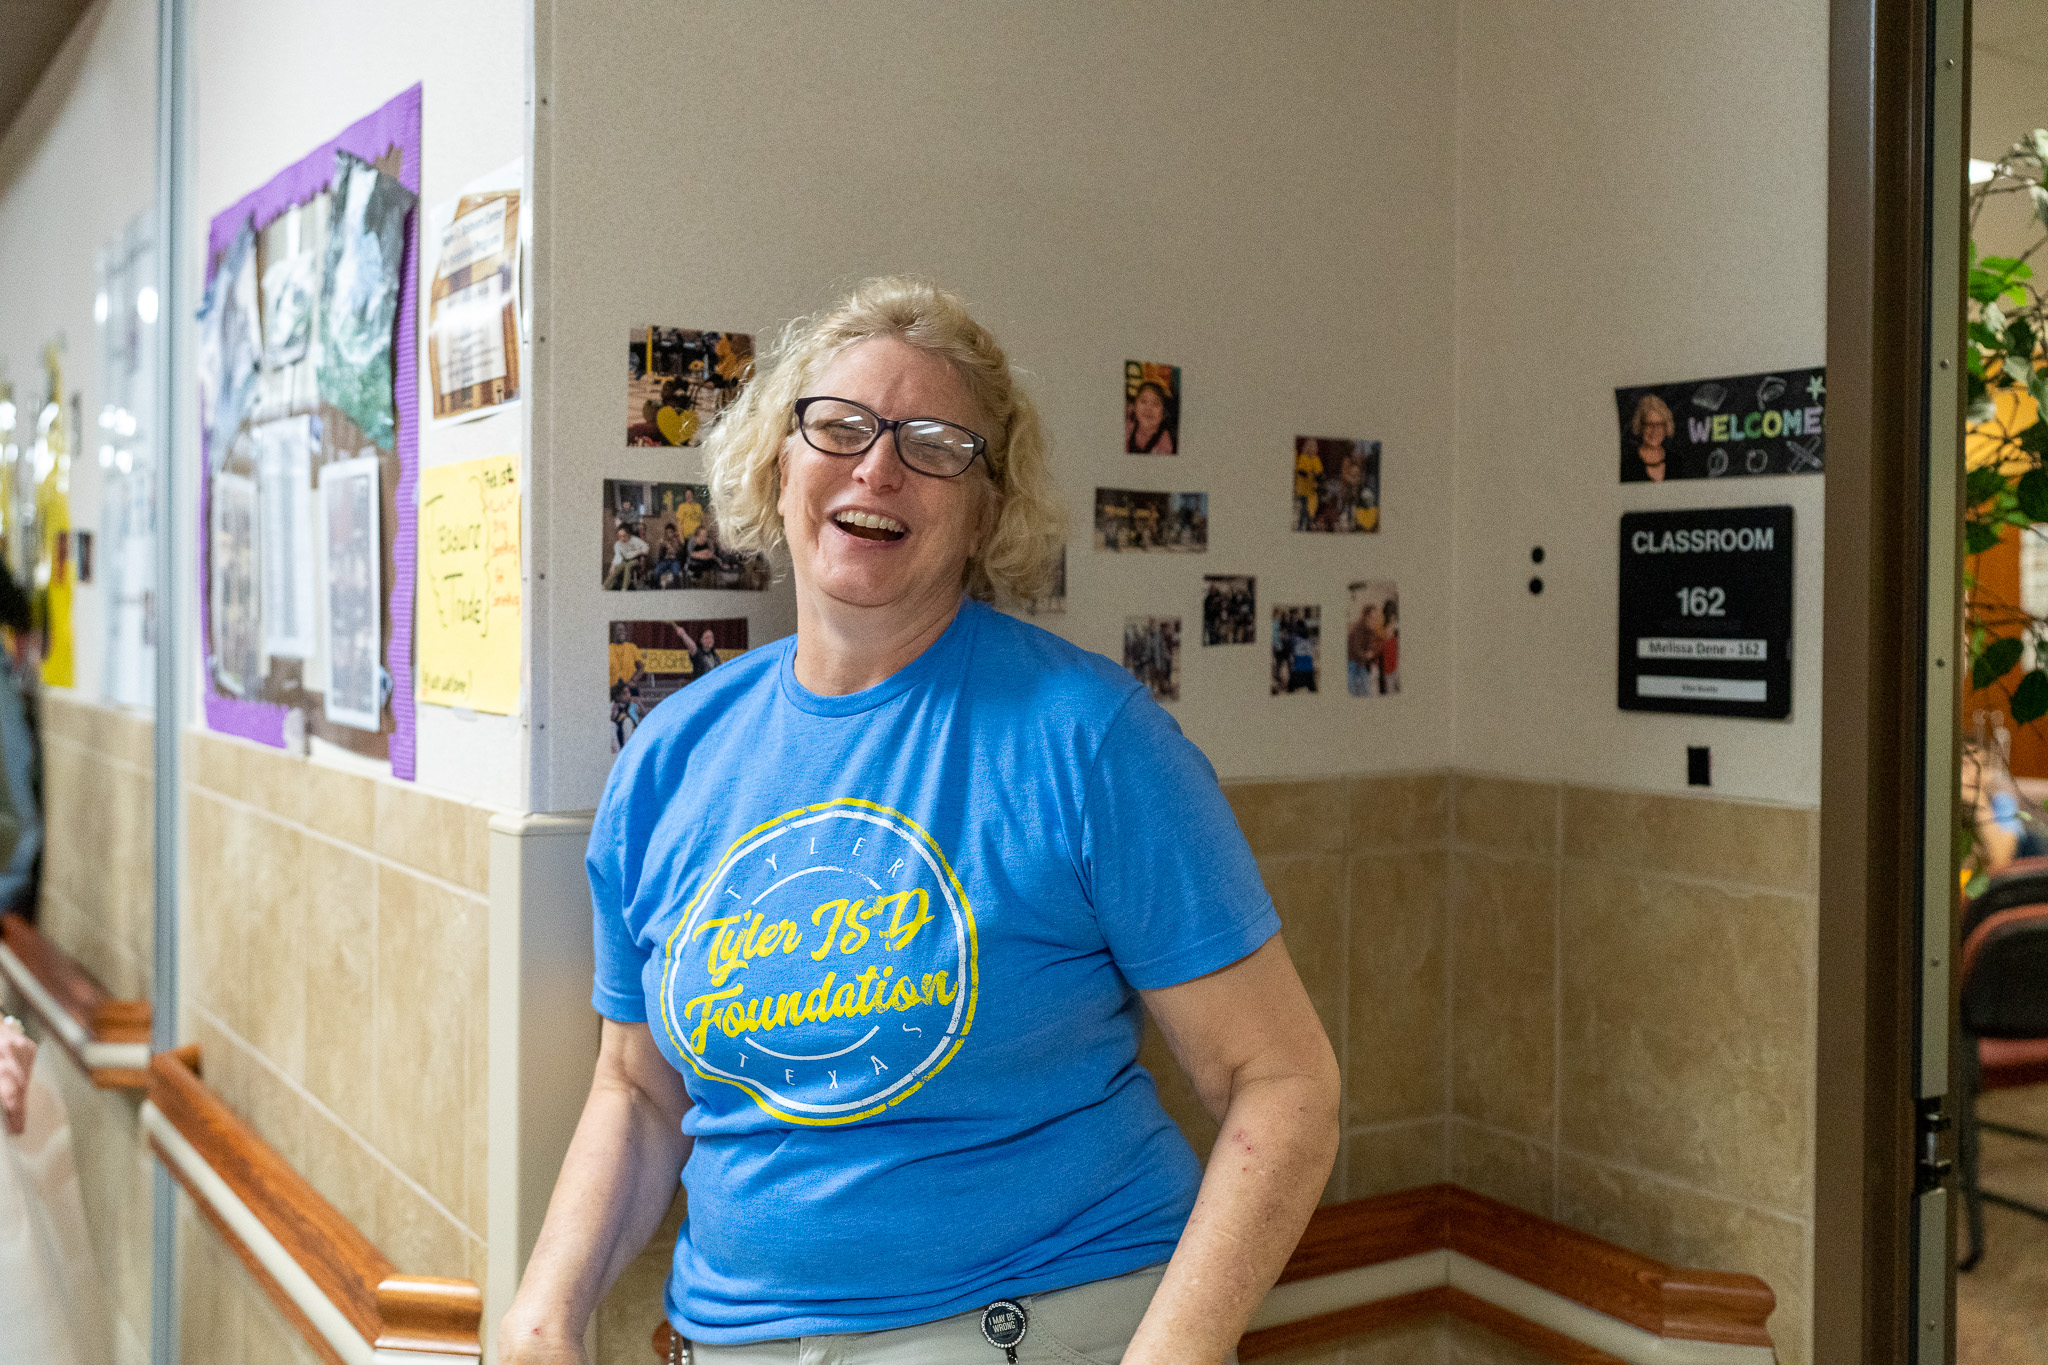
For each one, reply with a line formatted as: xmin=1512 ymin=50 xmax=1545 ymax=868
xmin=146 ymin=1046 xmax=481 ymax=1361
xmin=0 ymin=910 xmax=150 ymax=1088
xmin=648 ymin=1182 xmax=1776 ymax=1364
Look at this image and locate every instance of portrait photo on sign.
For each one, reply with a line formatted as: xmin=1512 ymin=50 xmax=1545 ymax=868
xmin=1123 ymin=616 xmax=1181 ymax=702
xmin=1293 ymin=437 xmax=1380 ymax=533
xmin=1614 ymin=367 xmax=1826 ymax=481
xmin=1202 ymin=574 xmax=1256 ymax=645
xmin=601 ymin=478 xmax=769 ymax=591
xmin=1345 ymin=581 xmax=1400 ymax=697
xmin=1093 ymin=488 xmax=1208 ymax=552
xmin=1271 ymin=604 xmax=1321 ymax=695
xmin=628 ymin=326 xmax=754 ymax=447
xmin=609 ymin=617 xmax=749 ymax=753
xmin=1124 ymin=359 xmax=1181 ymax=455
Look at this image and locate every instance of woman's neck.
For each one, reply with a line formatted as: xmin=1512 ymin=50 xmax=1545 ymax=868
xmin=791 ymin=585 xmax=965 ymax=696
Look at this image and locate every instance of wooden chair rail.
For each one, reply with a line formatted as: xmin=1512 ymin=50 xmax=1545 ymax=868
xmin=146 ymin=1046 xmax=482 ymax=1361
xmin=0 ymin=909 xmax=150 ymax=1088
xmin=649 ymin=1182 xmax=1776 ymax=1364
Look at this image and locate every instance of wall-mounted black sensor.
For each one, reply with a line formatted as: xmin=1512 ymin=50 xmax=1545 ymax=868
xmin=1687 ymin=746 xmax=1711 ymax=787
xmin=1528 ymin=577 xmax=1544 ymax=595
xmin=1531 ymin=546 xmax=1545 ymax=564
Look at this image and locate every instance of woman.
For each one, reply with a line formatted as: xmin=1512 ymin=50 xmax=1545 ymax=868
xmin=1626 ymin=392 xmax=1675 ymax=482
xmin=688 ymin=627 xmax=722 ymax=681
xmin=651 ymin=525 xmax=687 ymax=588
xmin=502 ymin=279 xmax=1338 ymax=1365
xmin=1124 ymin=380 xmax=1175 ymax=454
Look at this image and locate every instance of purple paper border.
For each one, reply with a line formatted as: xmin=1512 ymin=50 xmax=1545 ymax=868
xmin=198 ymin=83 xmax=421 ymax=779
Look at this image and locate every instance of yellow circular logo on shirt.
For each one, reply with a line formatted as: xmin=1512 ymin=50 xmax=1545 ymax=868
xmin=659 ymin=799 xmax=980 ymax=1125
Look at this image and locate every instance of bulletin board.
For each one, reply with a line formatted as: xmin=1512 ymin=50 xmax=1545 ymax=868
xmin=196 ymin=84 xmax=421 ymax=778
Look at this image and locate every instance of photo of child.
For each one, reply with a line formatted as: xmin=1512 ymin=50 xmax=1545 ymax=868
xmin=1202 ymin=575 xmax=1255 ymax=645
xmin=627 ymin=326 xmax=754 ymax=447
xmin=1124 ymin=360 xmax=1182 ymax=455
xmin=1271 ymin=604 xmax=1321 ymax=695
xmin=609 ymin=617 xmax=749 ymax=752
xmin=1345 ymin=581 xmax=1400 ymax=697
xmin=601 ymin=479 xmax=770 ymax=591
xmin=1123 ymin=616 xmax=1182 ymax=701
xmin=1292 ymin=437 xmax=1380 ymax=533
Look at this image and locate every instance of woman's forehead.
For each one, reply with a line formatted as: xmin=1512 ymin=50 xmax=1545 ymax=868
xmin=813 ymin=337 xmax=982 ymax=426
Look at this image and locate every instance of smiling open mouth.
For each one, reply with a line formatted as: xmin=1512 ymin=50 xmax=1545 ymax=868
xmin=832 ymin=510 xmax=907 ymax=542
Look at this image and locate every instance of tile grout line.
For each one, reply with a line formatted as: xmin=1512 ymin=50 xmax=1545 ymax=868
xmin=188 ymin=783 xmax=489 ymax=904
xmin=1447 ymin=1110 xmax=1811 ymax=1230
xmin=194 ymin=1003 xmax=483 ymax=1246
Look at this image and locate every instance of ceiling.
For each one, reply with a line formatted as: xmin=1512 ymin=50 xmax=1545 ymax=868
xmin=0 ymin=0 xmax=97 ymax=152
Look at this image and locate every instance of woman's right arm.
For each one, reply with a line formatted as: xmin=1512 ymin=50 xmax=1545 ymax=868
xmin=498 ymin=1019 xmax=694 ymax=1364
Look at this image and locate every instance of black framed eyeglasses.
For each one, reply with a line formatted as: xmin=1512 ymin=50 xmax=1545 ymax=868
xmin=793 ymin=396 xmax=988 ymax=479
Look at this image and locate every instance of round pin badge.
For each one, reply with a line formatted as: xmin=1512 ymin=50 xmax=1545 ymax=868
xmin=981 ymin=1298 xmax=1029 ymax=1356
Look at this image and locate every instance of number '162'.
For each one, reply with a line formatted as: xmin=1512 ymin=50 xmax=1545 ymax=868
xmin=1676 ymin=587 xmax=1727 ymax=617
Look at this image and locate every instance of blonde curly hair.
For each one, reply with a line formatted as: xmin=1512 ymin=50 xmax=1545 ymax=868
xmin=703 ymin=277 xmax=1066 ymax=601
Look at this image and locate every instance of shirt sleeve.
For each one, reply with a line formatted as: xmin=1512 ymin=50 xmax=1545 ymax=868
xmin=588 ymin=758 xmax=654 ymax=1023
xmin=1080 ymin=692 xmax=1279 ymax=989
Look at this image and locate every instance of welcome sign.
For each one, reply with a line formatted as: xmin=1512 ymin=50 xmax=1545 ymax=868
xmin=1615 ymin=367 xmax=1825 ymax=482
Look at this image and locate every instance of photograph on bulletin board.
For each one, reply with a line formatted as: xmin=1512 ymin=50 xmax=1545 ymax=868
xmin=1292 ymin=437 xmax=1380 ymax=533
xmin=601 ymin=478 xmax=770 ymax=591
xmin=1202 ymin=575 xmax=1255 ymax=645
xmin=195 ymin=85 xmax=422 ymax=773
xmin=1124 ymin=359 xmax=1181 ymax=455
xmin=1272 ymin=604 xmax=1321 ymax=695
xmin=609 ymin=617 xmax=749 ymax=752
xmin=627 ymin=326 xmax=754 ymax=447
xmin=1345 ymin=580 xmax=1400 ymax=697
xmin=1123 ymin=616 xmax=1181 ymax=702
xmin=1093 ymin=489 xmax=1208 ymax=552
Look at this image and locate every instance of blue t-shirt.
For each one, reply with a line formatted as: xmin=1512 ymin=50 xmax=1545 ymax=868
xmin=588 ymin=599 xmax=1280 ymax=1343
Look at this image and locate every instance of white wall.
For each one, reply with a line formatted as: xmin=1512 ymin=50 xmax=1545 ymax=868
xmin=187 ymin=0 xmax=528 ymax=806
xmin=0 ymin=0 xmax=159 ymax=704
xmin=533 ymin=0 xmax=1461 ymax=810
xmin=1451 ymin=0 xmax=1829 ymax=805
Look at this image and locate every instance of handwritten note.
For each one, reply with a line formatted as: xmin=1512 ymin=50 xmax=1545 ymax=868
xmin=418 ymin=454 xmax=521 ymax=713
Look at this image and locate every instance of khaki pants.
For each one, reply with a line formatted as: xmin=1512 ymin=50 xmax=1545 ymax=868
xmin=680 ymin=1263 xmax=1228 ymax=1365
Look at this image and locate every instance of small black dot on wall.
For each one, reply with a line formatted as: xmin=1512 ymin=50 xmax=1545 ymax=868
xmin=1687 ymin=746 xmax=1712 ymax=787
xmin=1528 ymin=577 xmax=1544 ymax=595
xmin=1531 ymin=546 xmax=1545 ymax=564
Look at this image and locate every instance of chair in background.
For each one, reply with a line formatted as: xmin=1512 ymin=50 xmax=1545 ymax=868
xmin=1957 ymin=861 xmax=2048 ymax=1271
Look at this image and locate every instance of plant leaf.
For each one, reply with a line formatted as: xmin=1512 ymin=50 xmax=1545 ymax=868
xmin=1976 ymin=635 xmax=2026 ymax=689
xmin=2019 ymin=468 xmax=2048 ymax=522
xmin=2015 ymin=668 xmax=2048 ymax=724
xmin=1969 ymin=519 xmax=2006 ymax=554
xmin=1971 ymin=464 xmax=2011 ymax=506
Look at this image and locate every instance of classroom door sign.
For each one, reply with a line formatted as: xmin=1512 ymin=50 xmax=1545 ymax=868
xmin=1618 ymin=505 xmax=1793 ymax=720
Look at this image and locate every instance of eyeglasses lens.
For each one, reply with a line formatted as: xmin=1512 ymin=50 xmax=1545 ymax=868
xmin=800 ymin=400 xmax=979 ymax=477
xmin=802 ymin=400 xmax=878 ymax=454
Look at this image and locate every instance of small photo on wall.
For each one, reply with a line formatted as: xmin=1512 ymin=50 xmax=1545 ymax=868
xmin=1123 ymin=616 xmax=1182 ymax=702
xmin=1024 ymin=546 xmax=1067 ymax=615
xmin=1271 ymin=604 xmax=1321 ymax=696
xmin=1345 ymin=581 xmax=1400 ymax=697
xmin=1292 ymin=437 xmax=1380 ymax=533
xmin=609 ymin=617 xmax=749 ymax=752
xmin=602 ymin=479 xmax=769 ymax=591
xmin=1202 ymin=575 xmax=1255 ymax=645
xmin=1124 ymin=359 xmax=1181 ymax=455
xmin=1094 ymin=488 xmax=1208 ymax=552
xmin=627 ymin=326 xmax=754 ymax=447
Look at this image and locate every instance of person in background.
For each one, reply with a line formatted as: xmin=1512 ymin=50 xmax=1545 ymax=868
xmin=0 ymin=1014 xmax=32 ymax=1136
xmin=1125 ymin=380 xmax=1175 ymax=454
xmin=650 ymin=524 xmax=686 ymax=588
xmin=0 ymin=553 xmax=39 ymax=914
xmin=689 ymin=627 xmax=722 ymax=681
xmin=1347 ymin=601 xmax=1383 ymax=697
xmin=502 ymin=276 xmax=1338 ymax=1365
xmin=606 ymin=522 xmax=650 ymax=590
xmin=1377 ymin=599 xmax=1399 ymax=693
xmin=1626 ymin=393 xmax=1675 ymax=482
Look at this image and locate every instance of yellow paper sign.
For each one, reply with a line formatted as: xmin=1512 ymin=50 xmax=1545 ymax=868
xmin=417 ymin=455 xmax=521 ymax=713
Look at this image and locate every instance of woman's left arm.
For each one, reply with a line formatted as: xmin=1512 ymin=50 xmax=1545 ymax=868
xmin=1125 ymin=934 xmax=1340 ymax=1365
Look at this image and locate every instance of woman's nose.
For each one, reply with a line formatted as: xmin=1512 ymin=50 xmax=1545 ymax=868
xmin=851 ymin=431 xmax=908 ymax=488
